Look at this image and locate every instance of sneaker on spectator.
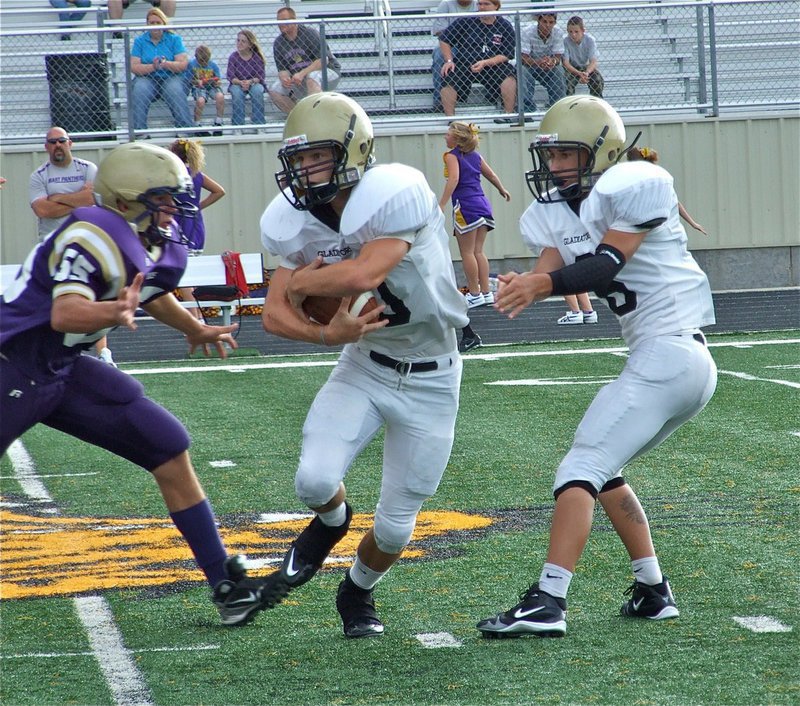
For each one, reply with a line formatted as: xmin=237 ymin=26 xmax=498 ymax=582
xmin=557 ymin=310 xmax=583 ymax=325
xmin=465 ymin=292 xmax=485 ymax=308
xmin=582 ymin=310 xmax=598 ymax=324
xmin=482 ymin=291 xmax=495 ymax=305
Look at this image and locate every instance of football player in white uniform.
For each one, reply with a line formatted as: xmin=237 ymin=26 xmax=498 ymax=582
xmin=478 ymin=96 xmax=717 ymax=638
xmin=259 ymin=92 xmax=469 ymax=638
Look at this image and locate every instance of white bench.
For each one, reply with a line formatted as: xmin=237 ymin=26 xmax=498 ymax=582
xmin=1 ymin=254 xmax=267 ymax=326
xmin=0 ymin=264 xmax=22 ymax=293
xmin=178 ymin=252 xmax=266 ymax=325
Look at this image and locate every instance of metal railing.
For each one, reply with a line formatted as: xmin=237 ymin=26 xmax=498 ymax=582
xmin=0 ymin=0 xmax=797 ymax=144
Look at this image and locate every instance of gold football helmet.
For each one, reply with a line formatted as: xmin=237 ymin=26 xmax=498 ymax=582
xmin=526 ymin=96 xmax=630 ymax=203
xmin=276 ymin=92 xmax=375 ymax=210
xmin=94 ymin=142 xmax=196 ymax=241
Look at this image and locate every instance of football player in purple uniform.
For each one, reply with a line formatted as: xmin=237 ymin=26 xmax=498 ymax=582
xmin=1 ymin=141 xmax=284 ymax=626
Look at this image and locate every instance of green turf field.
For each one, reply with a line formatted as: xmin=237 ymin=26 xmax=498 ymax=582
xmin=1 ymin=331 xmax=798 ymax=705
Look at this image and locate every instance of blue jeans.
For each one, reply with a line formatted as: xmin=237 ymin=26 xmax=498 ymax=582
xmin=230 ymin=83 xmax=265 ymax=126
xmin=523 ymin=65 xmax=566 ymax=111
xmin=49 ymin=0 xmax=91 ymax=26
xmin=132 ymin=74 xmax=192 ymax=130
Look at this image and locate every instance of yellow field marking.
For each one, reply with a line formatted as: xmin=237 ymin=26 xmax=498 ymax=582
xmin=0 ymin=507 xmax=492 ymax=600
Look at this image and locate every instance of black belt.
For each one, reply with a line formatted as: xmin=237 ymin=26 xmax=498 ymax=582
xmin=369 ymin=351 xmax=440 ymax=373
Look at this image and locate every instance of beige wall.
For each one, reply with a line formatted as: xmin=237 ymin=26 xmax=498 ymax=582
xmin=1 ymin=113 xmax=798 ymax=272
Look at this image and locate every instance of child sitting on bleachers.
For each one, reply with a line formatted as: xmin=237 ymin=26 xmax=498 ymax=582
xmin=187 ymin=44 xmax=224 ymax=134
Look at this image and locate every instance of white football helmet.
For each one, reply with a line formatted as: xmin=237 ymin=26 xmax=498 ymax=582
xmin=275 ymin=92 xmax=374 ymax=210
xmin=526 ymin=96 xmax=630 ymax=203
xmin=94 ymin=141 xmax=196 ymax=243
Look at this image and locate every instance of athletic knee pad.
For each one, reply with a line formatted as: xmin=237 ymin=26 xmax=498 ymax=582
xmin=373 ymin=514 xmax=415 ymax=555
xmin=599 ymin=476 xmax=626 ymax=493
xmin=294 ymin=470 xmax=340 ymax=509
xmin=554 ymin=479 xmax=598 ymax=500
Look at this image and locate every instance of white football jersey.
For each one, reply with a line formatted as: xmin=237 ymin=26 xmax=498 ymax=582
xmin=261 ymin=163 xmax=468 ymax=358
xmin=520 ymin=161 xmax=715 ymax=348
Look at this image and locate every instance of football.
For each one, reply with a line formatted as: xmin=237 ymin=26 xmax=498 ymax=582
xmin=302 ymin=292 xmax=379 ymax=325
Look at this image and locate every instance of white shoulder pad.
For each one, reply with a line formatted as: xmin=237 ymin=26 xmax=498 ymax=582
xmin=260 ymin=192 xmax=311 ymax=260
xmin=340 ymin=164 xmax=437 ymax=245
xmin=596 ymin=162 xmax=675 ymax=230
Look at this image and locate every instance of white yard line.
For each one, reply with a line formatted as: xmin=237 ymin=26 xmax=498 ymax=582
xmin=717 ymin=369 xmax=800 ymax=389
xmin=0 ymin=472 xmax=99 ymax=480
xmin=7 ymin=440 xmax=154 ymax=706
xmin=123 ymin=338 xmax=800 ymax=376
xmin=73 ymin=598 xmax=156 ymax=706
xmin=1 ymin=644 xmax=220 ymax=660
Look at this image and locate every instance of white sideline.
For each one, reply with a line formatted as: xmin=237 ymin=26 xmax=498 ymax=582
xmin=6 ymin=439 xmax=154 ymax=706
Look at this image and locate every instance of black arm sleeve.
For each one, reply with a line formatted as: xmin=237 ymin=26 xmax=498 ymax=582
xmin=548 ymin=243 xmax=626 ymax=296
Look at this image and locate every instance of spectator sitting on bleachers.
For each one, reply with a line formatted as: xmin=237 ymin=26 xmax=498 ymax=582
xmin=563 ymin=15 xmax=604 ymax=98
xmin=227 ymin=29 xmax=267 ymax=128
xmin=187 ymin=45 xmax=224 ymax=134
xmin=130 ymin=7 xmax=192 ymax=134
xmin=268 ymin=6 xmax=341 ymax=115
xmin=49 ymin=0 xmax=91 ymax=41
xmin=430 ymin=0 xmax=476 ymax=112
xmin=108 ymin=0 xmax=176 ymax=21
xmin=520 ymin=11 xmax=566 ymax=111
xmin=438 ymin=0 xmax=517 ymax=119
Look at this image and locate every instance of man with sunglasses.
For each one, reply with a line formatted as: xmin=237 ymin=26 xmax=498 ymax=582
xmin=28 ymin=127 xmax=116 ymax=364
xmin=30 ymin=127 xmax=97 ymax=243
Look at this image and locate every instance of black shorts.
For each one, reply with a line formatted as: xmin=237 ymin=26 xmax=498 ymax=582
xmin=443 ymin=62 xmax=516 ymax=102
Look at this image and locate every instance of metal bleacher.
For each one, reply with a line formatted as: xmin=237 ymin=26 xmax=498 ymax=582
xmin=0 ymin=0 xmax=798 ymax=144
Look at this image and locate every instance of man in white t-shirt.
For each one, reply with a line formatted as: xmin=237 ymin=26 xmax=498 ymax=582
xmin=29 ymin=126 xmax=114 ymax=366
xmin=430 ymin=0 xmax=476 ymax=111
xmin=29 ymin=127 xmax=97 ymax=241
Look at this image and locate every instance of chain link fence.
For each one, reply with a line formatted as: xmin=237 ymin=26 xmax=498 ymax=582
xmin=0 ymin=0 xmax=797 ymax=144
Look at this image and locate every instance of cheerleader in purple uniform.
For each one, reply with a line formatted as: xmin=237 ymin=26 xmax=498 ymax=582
xmin=169 ymin=139 xmax=226 ymax=318
xmin=439 ymin=121 xmax=510 ymax=309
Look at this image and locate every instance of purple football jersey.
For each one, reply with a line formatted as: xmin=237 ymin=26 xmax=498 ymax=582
xmin=1 ymin=206 xmax=187 ymax=376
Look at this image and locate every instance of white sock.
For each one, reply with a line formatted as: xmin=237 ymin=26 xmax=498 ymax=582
xmin=317 ymin=503 xmax=347 ymax=528
xmin=539 ymin=563 xmax=573 ymax=599
xmin=631 ymin=556 xmax=663 ymax=585
xmin=348 ymin=556 xmax=386 ymax=590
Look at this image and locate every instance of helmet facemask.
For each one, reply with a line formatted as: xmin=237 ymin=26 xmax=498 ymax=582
xmin=526 ymin=130 xmax=611 ymax=204
xmin=276 ymin=113 xmax=363 ymax=210
xmin=134 ymin=184 xmax=197 ymax=247
xmin=94 ymin=141 xmax=198 ymax=246
xmin=525 ymin=96 xmax=634 ymax=204
xmin=274 ymin=93 xmax=374 ymax=211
